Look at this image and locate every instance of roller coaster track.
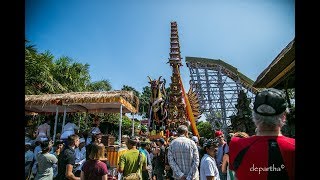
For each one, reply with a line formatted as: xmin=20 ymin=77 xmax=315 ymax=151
xmin=186 ymin=57 xmax=259 ymax=94
xmin=185 ymin=56 xmax=260 ymax=131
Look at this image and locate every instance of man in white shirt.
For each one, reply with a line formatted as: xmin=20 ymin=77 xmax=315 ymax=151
xmin=60 ymin=118 xmax=80 ymax=140
xmin=86 ymin=116 xmax=101 ymax=145
xmin=36 ymin=118 xmax=51 ymax=141
xmin=200 ymin=139 xmax=220 ymax=180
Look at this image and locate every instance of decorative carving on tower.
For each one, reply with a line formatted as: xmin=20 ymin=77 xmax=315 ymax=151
xmin=167 ymin=21 xmax=187 ymax=129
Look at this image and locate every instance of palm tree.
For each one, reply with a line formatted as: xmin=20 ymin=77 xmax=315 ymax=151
xmin=52 ymin=56 xmax=91 ymax=92
xmin=88 ymin=80 xmax=112 ymax=92
xmin=25 ymin=42 xmax=66 ymax=94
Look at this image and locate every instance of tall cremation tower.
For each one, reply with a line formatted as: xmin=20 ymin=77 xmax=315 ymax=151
xmin=167 ymin=21 xmax=187 ymax=129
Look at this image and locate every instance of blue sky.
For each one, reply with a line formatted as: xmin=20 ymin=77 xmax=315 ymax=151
xmin=26 ymin=0 xmax=295 ymax=93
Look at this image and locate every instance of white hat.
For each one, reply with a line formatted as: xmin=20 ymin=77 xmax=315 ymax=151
xmin=25 ymin=142 xmax=32 ymax=146
xmin=40 ymin=137 xmax=48 ymax=142
xmin=79 ymin=138 xmax=86 ymax=144
xmin=192 ymin=136 xmax=199 ymax=143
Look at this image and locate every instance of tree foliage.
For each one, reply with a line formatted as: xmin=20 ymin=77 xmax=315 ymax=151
xmin=88 ymin=80 xmax=112 ymax=92
xmin=230 ymin=90 xmax=255 ymax=135
xmin=52 ymin=56 xmax=91 ymax=92
xmin=196 ymin=121 xmax=213 ymax=139
xmin=139 ymin=86 xmax=151 ymax=117
xmin=25 ymin=42 xmax=66 ymax=94
xmin=121 ymin=85 xmax=140 ymax=97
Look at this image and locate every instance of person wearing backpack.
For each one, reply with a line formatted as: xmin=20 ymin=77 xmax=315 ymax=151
xmin=229 ymin=88 xmax=295 ymax=180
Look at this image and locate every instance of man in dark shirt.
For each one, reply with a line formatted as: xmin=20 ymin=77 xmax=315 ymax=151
xmin=56 ymin=134 xmax=80 ymax=180
xmin=153 ymin=138 xmax=166 ymax=180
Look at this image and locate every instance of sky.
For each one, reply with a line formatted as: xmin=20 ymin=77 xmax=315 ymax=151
xmin=26 ymin=0 xmax=295 ymax=94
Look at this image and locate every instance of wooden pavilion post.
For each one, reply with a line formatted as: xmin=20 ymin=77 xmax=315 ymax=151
xmin=61 ymin=106 xmax=67 ymax=133
xmin=119 ymin=104 xmax=123 ymax=143
xmin=53 ymin=106 xmax=59 ymax=142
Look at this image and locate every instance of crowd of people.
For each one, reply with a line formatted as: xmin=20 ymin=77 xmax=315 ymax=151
xmin=25 ymin=88 xmax=295 ymax=180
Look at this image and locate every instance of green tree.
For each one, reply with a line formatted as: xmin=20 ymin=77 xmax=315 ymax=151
xmin=52 ymin=56 xmax=91 ymax=92
xmin=88 ymin=80 xmax=112 ymax=91
xmin=25 ymin=42 xmax=66 ymax=94
xmin=282 ymin=88 xmax=295 ymax=137
xmin=102 ymin=113 xmax=140 ymax=136
xmin=230 ymin=90 xmax=255 ymax=135
xmin=121 ymin=85 xmax=140 ymax=97
xmin=139 ymin=86 xmax=151 ymax=117
xmin=197 ymin=121 xmax=213 ymax=139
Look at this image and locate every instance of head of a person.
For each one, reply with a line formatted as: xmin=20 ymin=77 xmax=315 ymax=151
xmin=40 ymin=140 xmax=53 ymax=153
xmin=177 ymin=125 xmax=188 ymax=136
xmin=127 ymin=137 xmax=139 ymax=149
xmin=25 ymin=142 xmax=32 ymax=151
xmin=79 ymin=138 xmax=86 ymax=148
xmin=67 ymin=134 xmax=80 ymax=147
xmin=253 ymin=88 xmax=288 ymax=130
xmin=120 ymin=140 xmax=127 ymax=147
xmin=226 ymin=133 xmax=234 ymax=145
xmin=140 ymin=141 xmax=148 ymax=149
xmin=203 ymin=138 xmax=219 ymax=157
xmin=168 ymin=136 xmax=176 ymax=144
xmin=89 ymin=142 xmax=105 ymax=160
xmin=156 ymin=138 xmax=165 ymax=146
xmin=92 ymin=133 xmax=102 ymax=143
xmin=215 ymin=130 xmax=225 ymax=144
xmin=93 ymin=116 xmax=100 ymax=126
xmin=233 ymin=132 xmax=249 ymax=138
xmin=54 ymin=140 xmax=64 ymax=150
xmin=192 ymin=136 xmax=199 ymax=144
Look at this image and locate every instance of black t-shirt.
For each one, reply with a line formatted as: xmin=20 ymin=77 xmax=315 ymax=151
xmin=56 ymin=146 xmax=76 ymax=180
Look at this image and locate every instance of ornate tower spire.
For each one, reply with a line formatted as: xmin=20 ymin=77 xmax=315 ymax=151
xmin=167 ymin=21 xmax=187 ymax=129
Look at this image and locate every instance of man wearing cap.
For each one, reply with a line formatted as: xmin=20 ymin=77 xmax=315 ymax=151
xmin=200 ymin=139 xmax=220 ymax=180
xmin=214 ymin=130 xmax=229 ymax=180
xmin=229 ymin=88 xmax=295 ymax=180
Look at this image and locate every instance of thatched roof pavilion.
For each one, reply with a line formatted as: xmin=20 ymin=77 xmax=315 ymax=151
xmin=25 ymin=90 xmax=139 ymax=114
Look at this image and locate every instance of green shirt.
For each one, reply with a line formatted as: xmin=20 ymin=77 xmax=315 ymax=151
xmin=119 ymin=149 xmax=146 ymax=177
